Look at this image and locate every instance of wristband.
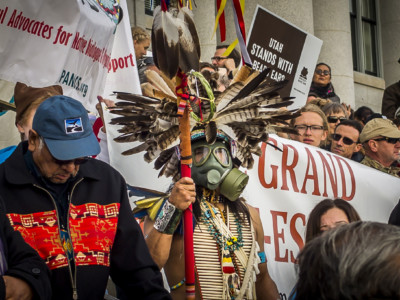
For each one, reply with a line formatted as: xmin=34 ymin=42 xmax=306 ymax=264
xmin=258 ymin=251 xmax=266 ymax=264
xmin=153 ymin=199 xmax=183 ymax=234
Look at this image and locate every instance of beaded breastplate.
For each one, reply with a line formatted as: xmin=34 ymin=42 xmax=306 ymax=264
xmin=193 ymin=201 xmax=256 ymax=299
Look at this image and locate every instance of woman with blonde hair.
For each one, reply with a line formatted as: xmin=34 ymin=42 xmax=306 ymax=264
xmin=289 ymin=103 xmax=329 ymax=148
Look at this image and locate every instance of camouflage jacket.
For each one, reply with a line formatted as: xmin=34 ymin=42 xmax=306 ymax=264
xmin=361 ymin=155 xmax=400 ymax=178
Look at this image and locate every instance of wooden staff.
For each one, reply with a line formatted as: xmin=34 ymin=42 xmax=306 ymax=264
xmin=176 ymin=72 xmax=195 ymax=299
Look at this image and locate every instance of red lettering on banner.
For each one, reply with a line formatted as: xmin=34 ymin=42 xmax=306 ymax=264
xmin=71 ymin=32 xmax=88 ymax=53
xmin=289 ymin=213 xmax=305 ymax=263
xmin=258 ymin=141 xmax=278 ymax=188
xmin=53 ymin=25 xmax=73 ymax=45
xmin=108 ymin=53 xmax=135 ymax=73
xmin=281 ymin=144 xmax=299 ymax=192
xmin=300 ymin=148 xmax=320 ymax=196
xmin=258 ymin=137 xmax=356 ymax=200
xmin=0 ymin=7 xmax=8 ymax=24
xmin=334 ymin=156 xmax=356 ymax=200
xmin=254 ymin=207 xmax=271 ymax=246
xmin=6 ymin=9 xmax=53 ymax=39
xmin=317 ymin=151 xmax=338 ymax=197
xmin=271 ymin=210 xmax=288 ymax=262
xmin=255 ymin=208 xmax=307 ymax=264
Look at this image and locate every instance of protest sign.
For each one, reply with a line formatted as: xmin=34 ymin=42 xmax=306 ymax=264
xmin=247 ymin=5 xmax=322 ymax=108
xmin=0 ymin=0 xmax=120 ymax=112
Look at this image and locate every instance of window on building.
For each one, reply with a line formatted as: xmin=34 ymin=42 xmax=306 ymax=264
xmin=349 ymin=0 xmax=380 ymax=77
xmin=145 ymin=0 xmax=161 ymax=16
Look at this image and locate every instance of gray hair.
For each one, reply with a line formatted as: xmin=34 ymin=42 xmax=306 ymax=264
xmin=295 ymin=221 xmax=400 ymax=299
xmin=38 ymin=136 xmax=45 ymax=151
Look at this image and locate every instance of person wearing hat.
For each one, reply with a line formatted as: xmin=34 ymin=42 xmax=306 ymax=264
xmin=359 ymin=118 xmax=400 ymax=177
xmin=0 ymin=83 xmax=62 ymax=164
xmin=0 ymin=95 xmax=171 ymax=300
xmin=136 ymin=129 xmax=279 ymax=300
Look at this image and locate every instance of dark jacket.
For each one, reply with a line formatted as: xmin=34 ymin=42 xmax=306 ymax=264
xmin=0 ymin=196 xmax=51 ymax=300
xmin=381 ymin=81 xmax=400 ymax=120
xmin=308 ymin=81 xmax=340 ymax=103
xmin=0 ymin=142 xmax=171 ymax=300
xmin=389 ymin=199 xmax=400 ymax=225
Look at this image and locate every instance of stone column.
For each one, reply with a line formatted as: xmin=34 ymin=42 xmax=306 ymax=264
xmin=313 ymin=0 xmax=355 ymax=106
xmin=380 ymin=0 xmax=400 ymax=86
xmin=245 ymin=0 xmax=314 ymax=35
xmin=193 ymin=0 xmax=217 ymax=62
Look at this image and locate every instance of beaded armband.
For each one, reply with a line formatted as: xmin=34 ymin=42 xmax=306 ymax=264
xmin=258 ymin=251 xmax=266 ymax=264
xmin=153 ymin=199 xmax=183 ymax=234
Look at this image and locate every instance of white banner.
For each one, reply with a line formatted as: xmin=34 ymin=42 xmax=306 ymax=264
xmin=244 ymin=135 xmax=400 ymax=298
xmin=103 ymin=119 xmax=400 ymax=297
xmin=100 ymin=0 xmax=148 ymax=188
xmin=103 ymin=0 xmax=140 ymax=98
xmin=0 ymin=0 xmax=120 ymax=111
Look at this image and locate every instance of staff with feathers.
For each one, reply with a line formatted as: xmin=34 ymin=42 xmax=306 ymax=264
xmin=109 ymin=1 xmax=299 ymax=299
xmin=152 ymin=1 xmax=199 ymax=298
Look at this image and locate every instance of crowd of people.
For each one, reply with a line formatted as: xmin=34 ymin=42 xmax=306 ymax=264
xmin=0 ymin=21 xmax=399 ymax=300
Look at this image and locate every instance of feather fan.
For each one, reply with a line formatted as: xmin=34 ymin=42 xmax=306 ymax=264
xmin=152 ymin=6 xmax=200 ymax=79
xmin=111 ymin=53 xmax=299 ymax=181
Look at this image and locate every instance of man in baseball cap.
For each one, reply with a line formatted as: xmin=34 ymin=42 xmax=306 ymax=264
xmin=0 ymin=95 xmax=171 ymax=299
xmin=32 ymin=95 xmax=100 ymax=161
xmin=359 ymin=118 xmax=400 ymax=177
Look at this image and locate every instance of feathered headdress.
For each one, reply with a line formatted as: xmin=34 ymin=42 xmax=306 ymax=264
xmin=110 ymin=65 xmax=299 ymax=182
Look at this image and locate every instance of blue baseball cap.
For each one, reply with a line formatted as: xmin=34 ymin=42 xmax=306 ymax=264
xmin=32 ymin=95 xmax=100 ymax=160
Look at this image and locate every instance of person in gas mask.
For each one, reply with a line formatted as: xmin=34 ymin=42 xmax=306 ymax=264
xmin=140 ymin=127 xmax=279 ymax=300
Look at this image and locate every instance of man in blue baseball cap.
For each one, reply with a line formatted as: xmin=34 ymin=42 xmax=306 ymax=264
xmin=0 ymin=95 xmax=171 ymax=300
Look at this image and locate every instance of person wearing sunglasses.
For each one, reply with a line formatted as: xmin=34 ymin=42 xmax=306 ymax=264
xmin=289 ymin=104 xmax=329 ymax=148
xmin=359 ymin=118 xmax=400 ymax=177
xmin=211 ymin=45 xmax=241 ymax=80
xmin=330 ymin=119 xmax=363 ymax=161
xmin=307 ymin=62 xmax=340 ymax=103
xmin=0 ymin=96 xmax=171 ymax=299
xmin=322 ymin=102 xmax=349 ymax=137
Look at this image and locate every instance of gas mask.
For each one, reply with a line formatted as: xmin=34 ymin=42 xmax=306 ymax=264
xmin=191 ymin=140 xmax=249 ymax=201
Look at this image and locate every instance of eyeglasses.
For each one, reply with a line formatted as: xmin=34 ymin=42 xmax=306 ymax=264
xmin=52 ymin=157 xmax=90 ymax=166
xmin=294 ymin=125 xmax=324 ymax=133
xmin=192 ymin=145 xmax=230 ymax=167
xmin=373 ymin=137 xmax=400 ymax=144
xmin=315 ymin=69 xmax=330 ymax=76
xmin=211 ymin=56 xmax=228 ymax=62
xmin=327 ymin=116 xmax=347 ymax=123
xmin=332 ymin=134 xmax=357 ymax=145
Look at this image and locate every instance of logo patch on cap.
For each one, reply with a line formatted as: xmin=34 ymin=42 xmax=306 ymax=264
xmin=65 ymin=118 xmax=84 ymax=134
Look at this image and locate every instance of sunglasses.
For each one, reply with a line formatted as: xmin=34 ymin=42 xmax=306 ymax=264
xmin=211 ymin=56 xmax=228 ymax=62
xmin=332 ymin=134 xmax=357 ymax=145
xmin=373 ymin=137 xmax=400 ymax=144
xmin=52 ymin=157 xmax=90 ymax=166
xmin=327 ymin=116 xmax=347 ymax=123
xmin=315 ymin=69 xmax=330 ymax=76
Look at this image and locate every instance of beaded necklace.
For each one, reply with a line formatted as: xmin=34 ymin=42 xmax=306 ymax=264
xmin=199 ymin=192 xmax=246 ymax=299
xmin=200 ymin=196 xmax=243 ymax=252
